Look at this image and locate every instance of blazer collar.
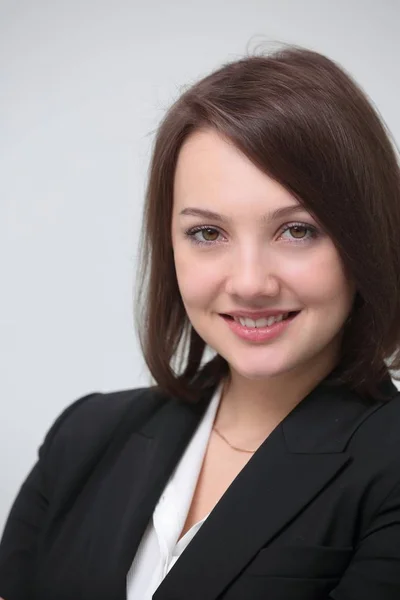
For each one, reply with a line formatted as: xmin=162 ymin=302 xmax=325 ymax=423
xmin=282 ymin=374 xmax=398 ymax=453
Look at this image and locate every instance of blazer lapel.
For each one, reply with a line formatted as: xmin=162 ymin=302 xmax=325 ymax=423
xmin=116 ymin=393 xmax=212 ymax=578
xmin=88 ymin=392 xmax=211 ymax=599
xmin=153 ymin=376 xmax=397 ymax=600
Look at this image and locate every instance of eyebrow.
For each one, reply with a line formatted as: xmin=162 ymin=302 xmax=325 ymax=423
xmin=179 ymin=203 xmax=309 ymax=223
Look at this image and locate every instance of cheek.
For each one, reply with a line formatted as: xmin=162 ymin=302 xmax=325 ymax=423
xmin=287 ymin=248 xmax=354 ymax=308
xmin=174 ymin=250 xmax=218 ymax=307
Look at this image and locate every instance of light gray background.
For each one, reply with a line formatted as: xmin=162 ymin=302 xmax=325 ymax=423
xmin=1 ymin=0 xmax=399 ymax=531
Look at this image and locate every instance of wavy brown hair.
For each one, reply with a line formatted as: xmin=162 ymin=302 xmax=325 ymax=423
xmin=134 ymin=45 xmax=400 ymax=403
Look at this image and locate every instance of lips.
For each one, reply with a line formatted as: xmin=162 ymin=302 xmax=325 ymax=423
xmin=221 ymin=310 xmax=300 ymax=342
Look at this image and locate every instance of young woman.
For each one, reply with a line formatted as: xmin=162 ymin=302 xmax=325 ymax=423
xmin=1 ymin=45 xmax=400 ymax=600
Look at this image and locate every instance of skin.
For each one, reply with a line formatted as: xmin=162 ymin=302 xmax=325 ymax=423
xmin=171 ymin=128 xmax=357 ymax=447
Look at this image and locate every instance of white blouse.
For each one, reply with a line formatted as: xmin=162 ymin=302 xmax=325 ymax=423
xmin=126 ymin=382 xmax=223 ymax=599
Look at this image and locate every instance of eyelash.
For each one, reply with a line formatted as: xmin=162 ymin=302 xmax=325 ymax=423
xmin=184 ymin=222 xmax=320 ymax=247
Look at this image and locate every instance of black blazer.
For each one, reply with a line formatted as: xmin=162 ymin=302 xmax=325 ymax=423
xmin=1 ymin=375 xmax=400 ymax=600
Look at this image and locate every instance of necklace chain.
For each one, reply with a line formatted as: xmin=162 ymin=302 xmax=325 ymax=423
xmin=212 ymin=425 xmax=257 ymax=453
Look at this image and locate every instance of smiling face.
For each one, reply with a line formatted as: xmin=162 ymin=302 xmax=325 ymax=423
xmin=171 ymin=128 xmax=356 ymax=389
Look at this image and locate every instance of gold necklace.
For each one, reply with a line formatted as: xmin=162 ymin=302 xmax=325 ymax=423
xmin=212 ymin=425 xmax=257 ymax=453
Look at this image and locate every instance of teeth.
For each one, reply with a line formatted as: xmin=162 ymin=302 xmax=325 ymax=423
xmin=233 ymin=313 xmax=289 ymax=328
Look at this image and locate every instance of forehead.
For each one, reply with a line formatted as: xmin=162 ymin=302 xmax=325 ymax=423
xmin=173 ymin=129 xmax=299 ymax=212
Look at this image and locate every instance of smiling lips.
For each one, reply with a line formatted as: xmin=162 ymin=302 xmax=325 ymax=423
xmin=221 ymin=311 xmax=300 ymax=342
xmin=222 ymin=310 xmax=300 ymax=328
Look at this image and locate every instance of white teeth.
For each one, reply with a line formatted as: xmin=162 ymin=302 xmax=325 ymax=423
xmin=233 ymin=313 xmax=289 ymax=328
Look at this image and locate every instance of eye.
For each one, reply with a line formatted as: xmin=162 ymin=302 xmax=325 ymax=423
xmin=184 ymin=225 xmax=224 ymax=246
xmin=279 ymin=222 xmax=319 ymax=243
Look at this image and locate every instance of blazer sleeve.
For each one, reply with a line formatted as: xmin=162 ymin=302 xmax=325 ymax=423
xmin=329 ymin=478 xmax=400 ymax=600
xmin=0 ymin=393 xmax=100 ymax=600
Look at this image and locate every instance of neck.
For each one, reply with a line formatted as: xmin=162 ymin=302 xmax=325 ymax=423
xmin=214 ymin=357 xmax=338 ymax=446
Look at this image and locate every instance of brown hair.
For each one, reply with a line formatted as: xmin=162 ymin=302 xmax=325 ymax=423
xmin=134 ymin=45 xmax=400 ymax=404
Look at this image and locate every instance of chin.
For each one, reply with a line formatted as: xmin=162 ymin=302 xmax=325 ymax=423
xmin=225 ymin=356 xmax=292 ymax=381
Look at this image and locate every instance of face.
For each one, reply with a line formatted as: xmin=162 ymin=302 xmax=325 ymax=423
xmin=171 ymin=129 xmax=356 ymax=387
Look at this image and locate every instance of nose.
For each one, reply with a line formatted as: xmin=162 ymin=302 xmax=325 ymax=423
xmin=225 ymin=249 xmax=281 ymax=300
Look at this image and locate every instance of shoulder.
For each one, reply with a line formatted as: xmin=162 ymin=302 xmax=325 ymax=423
xmin=44 ymin=387 xmax=165 ymax=445
xmin=39 ymin=386 xmax=168 ymax=490
xmin=351 ymin=391 xmax=400 ymax=451
xmin=347 ymin=391 xmax=400 ymax=493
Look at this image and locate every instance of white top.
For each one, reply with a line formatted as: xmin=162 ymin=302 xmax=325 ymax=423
xmin=126 ymin=382 xmax=223 ymax=599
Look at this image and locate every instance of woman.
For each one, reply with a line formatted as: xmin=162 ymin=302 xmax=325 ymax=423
xmin=1 ymin=45 xmax=400 ymax=600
